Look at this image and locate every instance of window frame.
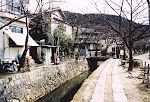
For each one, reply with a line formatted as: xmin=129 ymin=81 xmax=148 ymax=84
xmin=11 ymin=26 xmax=23 ymax=34
xmin=6 ymin=0 xmax=21 ymax=13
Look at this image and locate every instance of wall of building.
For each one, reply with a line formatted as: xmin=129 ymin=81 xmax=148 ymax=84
xmin=51 ymin=21 xmax=58 ymax=36
xmin=0 ymin=0 xmax=6 ymax=11
xmin=65 ymin=24 xmax=72 ymax=38
xmin=41 ymin=47 xmax=52 ymax=64
xmin=51 ymin=11 xmax=62 ymax=36
xmin=0 ymin=0 xmax=29 ymax=20
xmin=3 ymin=34 xmax=29 ymax=60
xmin=0 ymin=29 xmax=4 ymax=62
xmin=99 ymin=40 xmax=107 ymax=49
xmin=0 ymin=16 xmax=4 ymax=62
xmin=107 ymin=46 xmax=113 ymax=53
xmin=0 ymin=15 xmax=28 ymax=59
xmin=0 ymin=59 xmax=89 ymax=102
xmin=4 ymin=47 xmax=25 ymax=60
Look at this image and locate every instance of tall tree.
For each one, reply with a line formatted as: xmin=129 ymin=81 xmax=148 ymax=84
xmin=92 ymin=0 xmax=150 ymax=71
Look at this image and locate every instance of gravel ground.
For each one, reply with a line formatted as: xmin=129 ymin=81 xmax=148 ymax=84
xmin=118 ymin=61 xmax=150 ymax=102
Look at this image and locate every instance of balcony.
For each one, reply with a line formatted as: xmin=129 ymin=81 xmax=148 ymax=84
xmin=0 ymin=0 xmax=29 ymax=22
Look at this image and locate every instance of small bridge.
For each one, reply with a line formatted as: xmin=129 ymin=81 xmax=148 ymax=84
xmin=86 ymin=56 xmax=110 ymax=71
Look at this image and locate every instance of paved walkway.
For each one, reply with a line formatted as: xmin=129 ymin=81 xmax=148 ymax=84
xmin=112 ymin=59 xmax=128 ymax=102
xmin=90 ymin=59 xmax=128 ymax=102
xmin=72 ymin=55 xmax=150 ymax=102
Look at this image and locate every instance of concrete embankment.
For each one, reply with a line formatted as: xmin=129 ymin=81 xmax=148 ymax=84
xmin=71 ymin=59 xmax=111 ymax=102
xmin=0 ymin=59 xmax=89 ymax=102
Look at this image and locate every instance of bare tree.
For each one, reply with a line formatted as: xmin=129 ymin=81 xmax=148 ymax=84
xmin=91 ymin=0 xmax=150 ymax=71
xmin=0 ymin=0 xmax=31 ymax=69
xmin=0 ymin=0 xmax=62 ymax=69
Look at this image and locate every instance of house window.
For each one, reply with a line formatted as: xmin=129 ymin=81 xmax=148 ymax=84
xmin=90 ymin=44 xmax=93 ymax=50
xmin=7 ymin=0 xmax=20 ymax=13
xmin=16 ymin=27 xmax=23 ymax=33
xmin=11 ymin=26 xmax=16 ymax=32
xmin=11 ymin=26 xmax=23 ymax=33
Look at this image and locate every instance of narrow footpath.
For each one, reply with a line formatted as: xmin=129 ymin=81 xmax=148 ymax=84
xmin=71 ymin=59 xmax=129 ymax=102
xmin=90 ymin=59 xmax=128 ymax=102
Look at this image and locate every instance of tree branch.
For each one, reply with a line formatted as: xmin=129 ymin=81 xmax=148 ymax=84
xmin=0 ymin=15 xmax=27 ymax=30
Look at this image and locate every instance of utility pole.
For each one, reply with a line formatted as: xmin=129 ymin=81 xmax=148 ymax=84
xmin=147 ymin=0 xmax=150 ymax=59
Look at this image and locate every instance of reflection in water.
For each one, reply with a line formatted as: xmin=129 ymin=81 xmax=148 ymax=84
xmin=36 ymin=71 xmax=90 ymax=102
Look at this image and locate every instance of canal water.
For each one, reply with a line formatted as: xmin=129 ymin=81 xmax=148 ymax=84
xmin=36 ymin=71 xmax=91 ymax=102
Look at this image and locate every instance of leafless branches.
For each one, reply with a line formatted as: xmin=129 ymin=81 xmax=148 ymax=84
xmin=90 ymin=0 xmax=149 ymax=71
xmin=0 ymin=0 xmax=63 ymax=30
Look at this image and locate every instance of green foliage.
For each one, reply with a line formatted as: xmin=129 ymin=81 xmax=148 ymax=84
xmin=54 ymin=24 xmax=66 ymax=38
xmin=72 ymin=29 xmax=81 ymax=41
xmin=133 ymin=59 xmax=142 ymax=68
xmin=143 ymin=97 xmax=149 ymax=102
xmin=54 ymin=24 xmax=74 ymax=58
xmin=125 ymin=54 xmax=128 ymax=58
xmin=59 ymin=42 xmax=74 ymax=57
xmin=43 ymin=31 xmax=54 ymax=45
xmin=30 ymin=14 xmax=54 ymax=45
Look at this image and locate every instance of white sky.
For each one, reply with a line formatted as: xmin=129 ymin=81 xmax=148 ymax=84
xmin=60 ymin=0 xmax=100 ymax=13
xmin=57 ymin=0 xmax=112 ymax=14
xmin=61 ymin=0 xmax=149 ymax=24
xmin=30 ymin=0 xmax=149 ymax=24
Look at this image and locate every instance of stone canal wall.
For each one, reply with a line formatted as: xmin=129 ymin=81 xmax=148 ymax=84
xmin=0 ymin=59 xmax=89 ymax=102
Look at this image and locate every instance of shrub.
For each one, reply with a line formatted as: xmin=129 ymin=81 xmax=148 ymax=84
xmin=133 ymin=59 xmax=142 ymax=68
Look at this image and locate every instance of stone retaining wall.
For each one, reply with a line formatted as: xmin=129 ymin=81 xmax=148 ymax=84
xmin=0 ymin=59 xmax=89 ymax=102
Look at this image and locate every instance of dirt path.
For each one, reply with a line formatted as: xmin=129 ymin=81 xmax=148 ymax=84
xmin=118 ymin=62 xmax=150 ymax=102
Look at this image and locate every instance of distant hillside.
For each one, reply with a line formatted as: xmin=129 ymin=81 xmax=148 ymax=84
xmin=63 ymin=11 xmax=149 ymax=48
xmin=64 ymin=11 xmax=149 ymax=36
xmin=64 ymin=11 xmax=129 ymax=30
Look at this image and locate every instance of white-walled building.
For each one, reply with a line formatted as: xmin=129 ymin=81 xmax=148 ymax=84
xmin=50 ymin=9 xmax=72 ymax=38
xmin=49 ymin=9 xmax=73 ymax=63
xmin=29 ymin=8 xmax=73 ymax=64
xmin=0 ymin=0 xmax=38 ymax=63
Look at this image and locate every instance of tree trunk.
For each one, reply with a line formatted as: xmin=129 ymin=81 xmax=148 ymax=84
xmin=123 ymin=46 xmax=126 ymax=60
xmin=19 ymin=46 xmax=28 ymax=68
xmin=95 ymin=41 xmax=98 ymax=58
xmin=75 ymin=27 xmax=78 ymax=41
xmin=19 ymin=17 xmax=29 ymax=69
xmin=128 ymin=48 xmax=133 ymax=71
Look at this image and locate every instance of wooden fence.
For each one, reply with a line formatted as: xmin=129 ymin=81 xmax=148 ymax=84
xmin=142 ymin=62 xmax=150 ymax=88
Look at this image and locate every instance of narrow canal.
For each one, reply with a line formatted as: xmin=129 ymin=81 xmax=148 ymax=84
xmin=36 ymin=71 xmax=91 ymax=102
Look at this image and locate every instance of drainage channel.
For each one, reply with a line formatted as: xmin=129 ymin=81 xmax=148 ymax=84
xmin=36 ymin=71 xmax=91 ymax=102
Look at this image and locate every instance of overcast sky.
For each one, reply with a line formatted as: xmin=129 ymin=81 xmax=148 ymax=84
xmin=30 ymin=0 xmax=125 ymax=14
xmin=30 ymin=0 xmax=149 ymax=23
xmin=62 ymin=0 xmax=149 ymax=24
xmin=57 ymin=0 xmax=113 ymax=14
